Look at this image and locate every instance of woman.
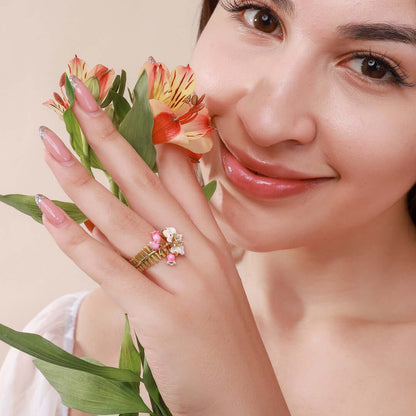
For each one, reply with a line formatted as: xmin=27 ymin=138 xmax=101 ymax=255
xmin=2 ymin=0 xmax=416 ymax=414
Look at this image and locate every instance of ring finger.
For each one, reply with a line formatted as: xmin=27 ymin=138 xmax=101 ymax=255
xmin=41 ymin=127 xmax=193 ymax=291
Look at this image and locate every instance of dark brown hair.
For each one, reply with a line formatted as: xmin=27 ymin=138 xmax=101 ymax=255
xmin=197 ymin=0 xmax=416 ymax=226
xmin=198 ymin=0 xmax=219 ymax=37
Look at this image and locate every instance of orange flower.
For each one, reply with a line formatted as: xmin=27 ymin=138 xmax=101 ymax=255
xmin=44 ymin=55 xmax=115 ymax=117
xmin=141 ymin=58 xmax=213 ymax=156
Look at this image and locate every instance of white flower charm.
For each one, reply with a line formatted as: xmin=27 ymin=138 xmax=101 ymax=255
xmin=156 ymin=227 xmax=185 ymax=266
xmin=163 ymin=227 xmax=177 ymax=243
xmin=170 ymin=245 xmax=185 ymax=256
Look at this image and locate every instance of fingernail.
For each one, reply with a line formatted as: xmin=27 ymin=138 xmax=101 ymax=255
xmin=39 ymin=126 xmax=75 ymax=166
xmin=35 ymin=194 xmax=68 ymax=227
xmin=69 ymin=75 xmax=101 ymax=114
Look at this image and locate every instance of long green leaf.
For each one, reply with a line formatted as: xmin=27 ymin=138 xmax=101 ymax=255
xmin=0 ymin=323 xmax=140 ymax=382
xmin=65 ymin=74 xmax=75 ymax=106
xmin=34 ymin=359 xmax=151 ymax=415
xmin=112 ymin=92 xmax=132 ymax=124
xmin=119 ymin=71 xmax=156 ymax=172
xmin=118 ymin=69 xmax=127 ymax=96
xmin=63 ymin=75 xmax=83 ymax=159
xmin=119 ymin=315 xmax=141 ymax=383
xmin=0 ymin=194 xmax=87 ymax=224
xmin=63 ymin=108 xmax=83 ymax=159
xmin=89 ymin=148 xmax=106 ymax=171
xmin=119 ymin=316 xmax=142 ymax=416
xmin=101 ymin=74 xmax=121 ymax=108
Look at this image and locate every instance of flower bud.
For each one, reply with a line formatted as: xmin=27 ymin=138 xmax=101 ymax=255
xmin=84 ymin=76 xmax=101 ymax=102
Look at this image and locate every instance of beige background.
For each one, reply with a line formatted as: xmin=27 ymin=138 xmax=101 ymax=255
xmin=0 ymin=0 xmax=203 ymax=364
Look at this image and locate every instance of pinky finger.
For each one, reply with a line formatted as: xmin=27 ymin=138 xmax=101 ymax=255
xmin=35 ymin=194 xmax=168 ymax=318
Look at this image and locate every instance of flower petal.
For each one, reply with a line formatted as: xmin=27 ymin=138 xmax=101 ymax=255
xmin=166 ymin=65 xmax=196 ymax=111
xmin=43 ymin=99 xmax=65 ymax=118
xmin=141 ymin=60 xmax=170 ymax=101
xmin=182 ymin=109 xmax=212 ymax=137
xmin=150 ymin=100 xmax=181 ymax=144
xmin=66 ymin=55 xmax=89 ymax=82
xmin=182 ymin=134 xmax=213 ymax=154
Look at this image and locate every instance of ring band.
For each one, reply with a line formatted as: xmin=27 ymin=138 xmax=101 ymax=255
xmin=129 ymin=227 xmax=185 ymax=272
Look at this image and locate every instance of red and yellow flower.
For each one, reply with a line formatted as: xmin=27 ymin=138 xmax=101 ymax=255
xmin=141 ymin=58 xmax=213 ymax=157
xmin=44 ymin=55 xmax=115 ymax=117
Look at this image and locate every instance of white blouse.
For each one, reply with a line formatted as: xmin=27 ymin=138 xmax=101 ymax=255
xmin=0 ymin=292 xmax=89 ymax=416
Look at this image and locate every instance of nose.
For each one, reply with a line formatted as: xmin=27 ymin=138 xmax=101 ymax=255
xmin=236 ymin=53 xmax=318 ymax=148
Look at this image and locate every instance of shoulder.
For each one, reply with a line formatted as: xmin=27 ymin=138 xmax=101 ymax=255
xmin=0 ymin=291 xmax=89 ymax=415
xmin=25 ymin=292 xmax=89 ymax=350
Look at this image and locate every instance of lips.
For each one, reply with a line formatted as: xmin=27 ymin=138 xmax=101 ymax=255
xmin=218 ymin=134 xmax=332 ymax=200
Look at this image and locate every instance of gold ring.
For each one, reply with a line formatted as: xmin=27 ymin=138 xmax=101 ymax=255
xmin=129 ymin=227 xmax=185 ymax=272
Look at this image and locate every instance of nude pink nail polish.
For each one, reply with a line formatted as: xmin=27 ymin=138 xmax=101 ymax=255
xmin=39 ymin=126 xmax=75 ymax=166
xmin=35 ymin=194 xmax=68 ymax=227
xmin=69 ymin=75 xmax=101 ymax=114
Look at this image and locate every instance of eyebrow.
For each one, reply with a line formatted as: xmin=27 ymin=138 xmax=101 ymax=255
xmin=269 ymin=2 xmax=416 ymax=46
xmin=270 ymin=0 xmax=295 ymax=17
xmin=337 ymin=23 xmax=416 ymax=45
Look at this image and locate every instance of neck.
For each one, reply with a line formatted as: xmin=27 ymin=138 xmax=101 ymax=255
xmin=238 ymin=208 xmax=416 ymax=331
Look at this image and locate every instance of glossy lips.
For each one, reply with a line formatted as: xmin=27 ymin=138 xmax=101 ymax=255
xmin=220 ymin=143 xmax=329 ymax=200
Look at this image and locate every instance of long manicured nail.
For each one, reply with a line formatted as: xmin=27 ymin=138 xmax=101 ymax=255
xmin=39 ymin=126 xmax=75 ymax=166
xmin=69 ymin=75 xmax=101 ymax=114
xmin=35 ymin=194 xmax=68 ymax=227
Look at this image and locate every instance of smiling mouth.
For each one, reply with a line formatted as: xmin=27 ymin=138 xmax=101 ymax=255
xmin=221 ymin=147 xmax=331 ymax=199
xmin=214 ymin=128 xmax=333 ymax=199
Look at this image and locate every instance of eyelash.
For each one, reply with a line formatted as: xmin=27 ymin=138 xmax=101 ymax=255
xmin=350 ymin=51 xmax=414 ymax=87
xmin=220 ymin=0 xmax=274 ymax=16
xmin=219 ymin=0 xmax=415 ymax=88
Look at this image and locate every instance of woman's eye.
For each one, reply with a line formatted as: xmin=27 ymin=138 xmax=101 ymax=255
xmin=348 ymin=55 xmax=395 ymax=81
xmin=243 ymin=8 xmax=283 ymax=36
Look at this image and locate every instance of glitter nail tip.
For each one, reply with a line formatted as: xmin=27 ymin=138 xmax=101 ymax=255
xmin=68 ymin=75 xmax=79 ymax=89
xmin=39 ymin=126 xmax=47 ymax=140
xmin=35 ymin=194 xmax=46 ymax=207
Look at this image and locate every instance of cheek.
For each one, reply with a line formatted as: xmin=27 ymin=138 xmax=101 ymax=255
xmin=190 ymin=17 xmax=257 ymax=117
xmin=320 ymin=90 xmax=416 ymax=229
xmin=326 ymin=98 xmax=416 ymax=192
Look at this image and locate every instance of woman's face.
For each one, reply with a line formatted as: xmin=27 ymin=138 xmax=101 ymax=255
xmin=190 ymin=0 xmax=416 ymax=251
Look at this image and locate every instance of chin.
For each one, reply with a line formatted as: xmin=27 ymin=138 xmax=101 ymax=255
xmin=207 ymin=185 xmax=302 ymax=252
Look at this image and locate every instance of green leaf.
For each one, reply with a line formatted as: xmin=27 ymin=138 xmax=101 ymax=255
xmin=119 ymin=71 xmax=156 ymax=172
xmin=202 ymin=180 xmax=217 ymax=201
xmin=0 ymin=194 xmax=87 ymax=224
xmin=101 ymin=74 xmax=121 ymax=108
xmin=135 ymin=335 xmax=171 ymax=416
xmin=0 ymin=323 xmax=140 ymax=382
xmin=65 ymin=74 xmax=75 ymax=106
xmin=34 ymin=358 xmax=151 ymax=415
xmin=63 ymin=108 xmax=84 ymax=160
xmin=112 ymin=92 xmax=132 ymax=124
xmin=119 ymin=69 xmax=127 ymax=96
xmin=128 ymin=87 xmax=134 ymax=104
xmin=119 ymin=315 xmax=141 ymax=378
xmin=89 ymin=148 xmax=106 ymax=171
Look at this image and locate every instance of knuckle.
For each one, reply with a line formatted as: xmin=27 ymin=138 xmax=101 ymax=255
xmin=95 ymin=115 xmax=119 ymax=143
xmin=111 ymin=207 xmax=141 ymax=232
xmin=70 ymin=166 xmax=94 ymax=189
xmin=134 ymin=168 xmax=162 ymax=190
xmin=56 ymin=224 xmax=89 ymax=255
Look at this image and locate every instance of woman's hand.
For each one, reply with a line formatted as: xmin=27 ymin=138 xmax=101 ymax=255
xmin=38 ymin=77 xmax=289 ymax=416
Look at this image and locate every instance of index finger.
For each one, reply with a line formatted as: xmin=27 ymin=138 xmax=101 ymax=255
xmin=69 ymin=76 xmax=223 ymax=246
